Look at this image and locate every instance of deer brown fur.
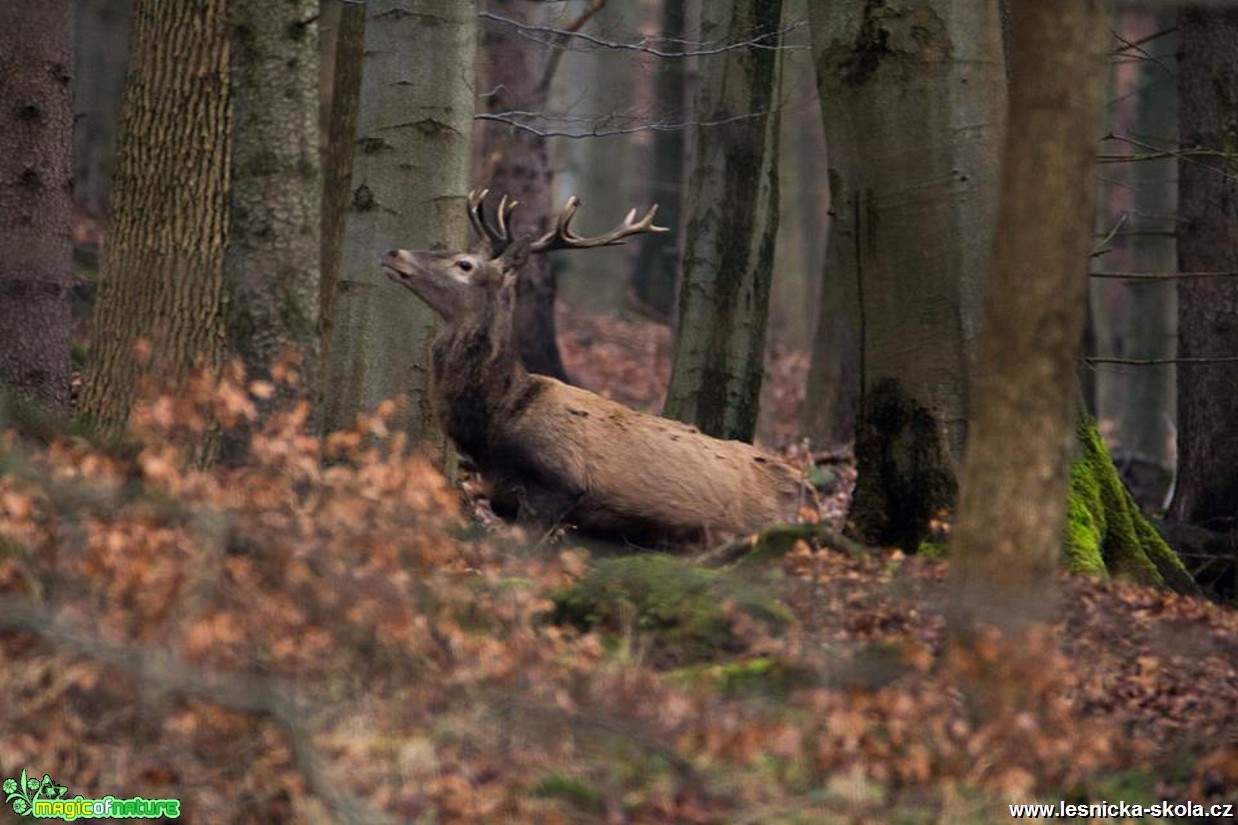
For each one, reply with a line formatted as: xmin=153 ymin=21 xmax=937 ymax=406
xmin=382 ymin=193 xmax=806 ymax=546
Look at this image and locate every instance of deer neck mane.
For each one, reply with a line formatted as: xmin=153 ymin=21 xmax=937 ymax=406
xmin=430 ymin=290 xmax=537 ymax=460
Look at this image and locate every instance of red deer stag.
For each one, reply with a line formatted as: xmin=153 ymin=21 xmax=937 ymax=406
xmin=381 ymin=190 xmax=806 ymax=546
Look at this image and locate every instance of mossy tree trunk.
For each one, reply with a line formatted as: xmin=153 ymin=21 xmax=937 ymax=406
xmin=79 ymin=0 xmax=232 ymax=441
xmin=223 ymin=0 xmax=321 ymax=457
xmin=808 ymin=0 xmax=1006 ymax=548
xmin=322 ymin=0 xmax=476 ymax=443
xmin=0 ymin=0 xmax=75 ymax=417
xmin=1172 ymin=8 xmax=1238 ymax=531
xmin=1067 ymin=419 xmax=1197 ymax=596
xmin=950 ymin=0 xmax=1109 ymax=628
xmin=663 ymin=0 xmax=784 ymax=443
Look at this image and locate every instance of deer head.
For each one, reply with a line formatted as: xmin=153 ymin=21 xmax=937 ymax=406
xmin=381 ymin=190 xmax=668 ymax=322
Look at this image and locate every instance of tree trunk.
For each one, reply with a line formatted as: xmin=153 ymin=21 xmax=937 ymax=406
xmin=1118 ymin=9 xmax=1176 ymax=475
xmin=79 ymin=0 xmax=231 ymax=441
xmin=809 ymin=0 xmax=1005 ymax=548
xmin=663 ymin=0 xmax=784 ymax=443
xmin=319 ymin=0 xmax=365 ymax=408
xmin=630 ymin=0 xmax=686 ymax=322
xmin=554 ymin=1 xmax=641 ymax=316
xmin=223 ymin=0 xmax=320 ymax=456
xmin=950 ymin=0 xmax=1108 ymax=627
xmin=1172 ymin=8 xmax=1238 ymax=532
xmin=0 ymin=0 xmax=75 ymax=416
xmin=322 ymin=0 xmax=476 ymax=443
xmin=803 ymin=166 xmax=859 ymax=447
xmin=474 ymin=0 xmax=569 ymax=382
xmin=72 ymin=0 xmax=131 ymax=220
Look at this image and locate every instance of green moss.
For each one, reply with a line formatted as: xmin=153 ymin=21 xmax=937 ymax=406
xmin=1065 ymin=421 xmax=1196 ymax=593
xmin=916 ymin=540 xmax=946 ymax=560
xmin=530 ymin=774 xmax=605 ymax=813
xmin=734 ymin=524 xmax=823 ymax=566
xmin=548 ymin=555 xmax=789 ymax=666
xmin=668 ymin=656 xmax=812 ymax=698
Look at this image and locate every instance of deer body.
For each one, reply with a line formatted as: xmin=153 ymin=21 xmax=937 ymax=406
xmin=384 ymin=193 xmax=804 ymax=545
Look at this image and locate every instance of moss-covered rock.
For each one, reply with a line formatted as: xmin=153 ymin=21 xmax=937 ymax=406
xmin=548 ymin=555 xmax=790 ymax=666
xmin=1065 ymin=421 xmax=1198 ymax=594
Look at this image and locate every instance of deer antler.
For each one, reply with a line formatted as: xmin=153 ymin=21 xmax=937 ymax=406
xmin=531 ymin=196 xmax=669 ymax=253
xmin=467 ymin=188 xmax=519 ymax=253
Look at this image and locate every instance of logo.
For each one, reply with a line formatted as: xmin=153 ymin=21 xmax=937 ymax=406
xmin=3 ymin=770 xmax=181 ymax=820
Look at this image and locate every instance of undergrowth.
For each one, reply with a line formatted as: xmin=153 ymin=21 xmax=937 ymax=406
xmin=0 ymin=365 xmax=1233 ymax=823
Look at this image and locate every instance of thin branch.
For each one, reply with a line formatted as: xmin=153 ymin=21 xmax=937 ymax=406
xmin=534 ymin=0 xmax=607 ymax=102
xmin=1108 ymin=28 xmax=1175 ymax=77
xmin=475 ymin=106 xmax=780 ymax=139
xmin=1109 ymin=24 xmax=1177 ymax=55
xmin=1090 ymin=211 xmax=1127 ymax=258
xmin=479 ymin=10 xmax=806 ymax=58
xmin=1084 ymin=356 xmax=1238 ymax=366
xmin=1102 ymin=132 xmax=1238 ymax=186
xmin=1090 ymin=270 xmax=1238 ymax=281
xmin=1099 ymin=148 xmax=1236 ymax=163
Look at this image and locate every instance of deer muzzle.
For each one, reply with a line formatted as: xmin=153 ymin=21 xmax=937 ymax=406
xmin=381 ymin=249 xmax=415 ymax=283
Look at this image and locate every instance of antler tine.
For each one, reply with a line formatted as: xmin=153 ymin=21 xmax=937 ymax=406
xmin=466 ymin=188 xmax=489 ymax=241
xmin=495 ymin=194 xmax=518 ymax=243
xmin=465 ymin=187 xmax=514 ymax=252
xmin=531 ymin=197 xmax=669 ymax=253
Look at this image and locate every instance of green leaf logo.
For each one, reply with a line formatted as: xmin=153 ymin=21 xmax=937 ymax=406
xmin=3 ymin=770 xmax=67 ymax=818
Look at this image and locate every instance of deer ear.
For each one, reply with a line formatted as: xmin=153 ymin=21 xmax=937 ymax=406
xmin=497 ymin=237 xmax=531 ymax=273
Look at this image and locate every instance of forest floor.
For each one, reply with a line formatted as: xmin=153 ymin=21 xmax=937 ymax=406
xmin=0 ymin=289 xmax=1233 ymax=823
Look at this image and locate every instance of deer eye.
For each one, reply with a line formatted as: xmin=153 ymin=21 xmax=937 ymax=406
xmin=455 ymin=259 xmax=474 ymax=272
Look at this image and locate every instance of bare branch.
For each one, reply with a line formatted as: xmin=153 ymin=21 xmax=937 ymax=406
xmin=479 ymin=10 xmax=807 ymax=58
xmin=1102 ymin=132 xmax=1238 ymax=186
xmin=475 ymin=105 xmax=785 ymax=139
xmin=1090 ymin=211 xmax=1128 ymax=258
xmin=1108 ymin=27 xmax=1175 ymax=77
xmin=1090 ymin=270 xmax=1238 ymax=281
xmin=1084 ymin=356 xmax=1238 ymax=366
xmin=534 ymin=0 xmax=607 ymax=102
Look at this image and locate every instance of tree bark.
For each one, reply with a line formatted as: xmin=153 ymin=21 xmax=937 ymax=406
xmin=79 ymin=0 xmax=232 ymax=441
xmin=322 ymin=0 xmax=476 ymax=443
xmin=809 ymin=0 xmax=1006 ymax=548
xmin=1118 ymin=8 xmax=1176 ymax=472
xmin=630 ymin=0 xmax=686 ymax=322
xmin=0 ymin=0 xmax=75 ymax=416
xmin=223 ymin=0 xmax=320 ymax=456
xmin=803 ymin=167 xmax=858 ymax=447
xmin=663 ymin=0 xmax=784 ymax=443
xmin=72 ymin=0 xmax=131 ymax=220
xmin=950 ymin=0 xmax=1108 ymax=627
xmin=319 ymin=0 xmax=366 ymax=409
xmin=1171 ymin=8 xmax=1238 ymax=532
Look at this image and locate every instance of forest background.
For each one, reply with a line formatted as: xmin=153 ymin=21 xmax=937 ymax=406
xmin=0 ymin=0 xmax=1235 ymax=822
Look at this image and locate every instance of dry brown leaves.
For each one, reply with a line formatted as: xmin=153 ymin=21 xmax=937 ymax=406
xmin=0 ymin=332 xmax=1234 ymax=822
